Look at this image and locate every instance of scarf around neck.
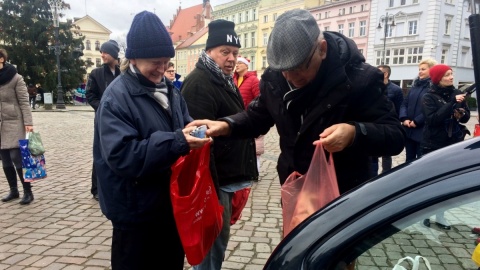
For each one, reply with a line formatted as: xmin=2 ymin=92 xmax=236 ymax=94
xmin=199 ymin=50 xmax=237 ymax=95
xmin=128 ymin=64 xmax=170 ymax=112
xmin=0 ymin=63 xmax=18 ymax=86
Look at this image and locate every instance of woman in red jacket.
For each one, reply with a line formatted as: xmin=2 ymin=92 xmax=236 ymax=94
xmin=233 ymin=56 xmax=264 ymax=173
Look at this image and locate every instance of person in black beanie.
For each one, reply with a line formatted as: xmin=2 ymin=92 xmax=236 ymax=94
xmin=86 ymin=39 xmax=121 ymax=201
xmin=181 ymin=19 xmax=258 ymax=270
xmin=93 ymin=11 xmax=211 ymax=270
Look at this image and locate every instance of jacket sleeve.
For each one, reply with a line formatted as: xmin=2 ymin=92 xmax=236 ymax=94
xmin=96 ymin=96 xmax=190 ymax=178
xmin=398 ymin=92 xmax=409 ymax=121
xmin=86 ymin=71 xmax=101 ymax=111
xmin=422 ymin=93 xmax=455 ymax=127
xmin=393 ymin=88 xmax=404 ymax=117
xmin=16 ymin=76 xmax=33 ymax=126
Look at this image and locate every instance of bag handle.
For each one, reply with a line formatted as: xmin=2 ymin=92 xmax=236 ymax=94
xmin=392 ymin=256 xmax=431 ymax=270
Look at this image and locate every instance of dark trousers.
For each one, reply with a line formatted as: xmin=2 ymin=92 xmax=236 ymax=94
xmin=111 ymin=220 xmax=184 ymax=270
xmin=91 ymin=164 xmax=97 ymax=196
xmin=405 ymin=138 xmax=422 ymax=162
xmin=29 ymin=96 xmax=36 ymax=109
xmin=370 ymin=156 xmax=393 ymax=177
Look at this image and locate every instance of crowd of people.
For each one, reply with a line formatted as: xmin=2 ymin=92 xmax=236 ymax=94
xmin=1 ymin=7 xmax=477 ymax=270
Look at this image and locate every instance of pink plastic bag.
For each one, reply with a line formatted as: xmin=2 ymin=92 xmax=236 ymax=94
xmin=281 ymin=143 xmax=339 ymax=237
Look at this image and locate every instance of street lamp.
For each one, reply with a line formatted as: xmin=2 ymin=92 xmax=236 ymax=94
xmin=377 ymin=12 xmax=396 ymax=65
xmin=48 ymin=0 xmax=66 ymax=110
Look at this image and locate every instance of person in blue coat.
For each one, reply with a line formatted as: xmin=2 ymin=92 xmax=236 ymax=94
xmin=370 ymin=65 xmax=404 ymax=176
xmin=399 ymin=58 xmax=437 ymax=162
xmin=93 ymin=11 xmax=211 ymax=270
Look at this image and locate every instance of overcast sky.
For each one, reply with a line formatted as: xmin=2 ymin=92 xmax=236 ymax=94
xmin=63 ymin=0 xmax=231 ymax=39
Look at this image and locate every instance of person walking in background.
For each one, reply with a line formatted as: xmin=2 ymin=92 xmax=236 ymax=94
xmin=85 ymin=39 xmax=120 ymax=201
xmin=187 ymin=9 xmax=404 ymax=200
xmin=27 ymin=83 xmax=37 ymax=110
xmin=399 ymin=58 xmax=437 ymax=162
xmin=165 ymin=62 xmax=182 ymax=90
xmin=181 ymin=19 xmax=258 ymax=270
xmin=0 ymin=48 xmax=35 ymax=205
xmin=421 ymin=64 xmax=470 ymax=230
xmin=233 ymin=56 xmax=264 ymax=172
xmin=93 ymin=11 xmax=211 ymax=270
xmin=370 ymin=65 xmax=404 ymax=176
xmin=35 ymin=83 xmax=44 ymax=106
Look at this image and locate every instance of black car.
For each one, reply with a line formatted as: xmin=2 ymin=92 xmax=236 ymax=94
xmin=265 ymin=136 xmax=480 ymax=269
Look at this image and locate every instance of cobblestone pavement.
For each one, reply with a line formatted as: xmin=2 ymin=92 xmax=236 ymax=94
xmin=0 ymin=105 xmax=477 ymax=269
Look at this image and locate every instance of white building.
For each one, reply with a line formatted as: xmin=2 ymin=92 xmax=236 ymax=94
xmin=367 ymin=0 xmax=475 ymax=91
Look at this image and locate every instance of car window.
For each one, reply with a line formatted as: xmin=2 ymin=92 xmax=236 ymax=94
xmin=335 ymin=186 xmax=480 ymax=269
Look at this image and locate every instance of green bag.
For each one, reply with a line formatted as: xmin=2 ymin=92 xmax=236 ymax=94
xmin=27 ymin=131 xmax=45 ymax=156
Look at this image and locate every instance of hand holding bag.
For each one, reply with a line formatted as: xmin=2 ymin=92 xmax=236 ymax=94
xmin=170 ymin=142 xmax=223 ymax=266
xmin=27 ymin=131 xmax=45 ymax=156
xmin=281 ymin=143 xmax=339 ymax=237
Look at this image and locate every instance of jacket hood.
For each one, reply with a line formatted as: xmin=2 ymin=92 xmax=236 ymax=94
xmin=175 ymin=73 xmax=181 ymax=80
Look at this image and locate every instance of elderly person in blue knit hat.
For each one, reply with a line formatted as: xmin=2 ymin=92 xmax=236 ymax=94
xmin=85 ymin=39 xmax=121 ymax=202
xmin=93 ymin=11 xmax=211 ymax=269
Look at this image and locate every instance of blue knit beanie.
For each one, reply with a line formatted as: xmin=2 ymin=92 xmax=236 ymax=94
xmin=125 ymin=11 xmax=174 ymax=59
xmin=100 ymin=40 xmax=119 ymax=60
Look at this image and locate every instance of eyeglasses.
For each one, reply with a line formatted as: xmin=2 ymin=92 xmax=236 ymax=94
xmin=165 ymin=70 xmax=175 ymax=73
xmin=283 ymin=45 xmax=318 ymax=73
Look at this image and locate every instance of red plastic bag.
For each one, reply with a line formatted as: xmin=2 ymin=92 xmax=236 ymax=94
xmin=230 ymin=187 xmax=251 ymax=225
xmin=170 ymin=142 xmax=224 ymax=266
xmin=474 ymin=124 xmax=480 ymax=137
xmin=281 ymin=143 xmax=339 ymax=237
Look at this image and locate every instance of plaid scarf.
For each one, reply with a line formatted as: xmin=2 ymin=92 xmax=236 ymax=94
xmin=128 ymin=63 xmax=170 ymax=112
xmin=200 ymin=50 xmax=237 ymax=94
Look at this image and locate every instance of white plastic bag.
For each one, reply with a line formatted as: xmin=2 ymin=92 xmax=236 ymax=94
xmin=392 ymin=255 xmax=431 ymax=270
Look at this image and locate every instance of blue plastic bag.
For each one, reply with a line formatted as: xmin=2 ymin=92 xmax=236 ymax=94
xmin=19 ymin=139 xmax=47 ymax=182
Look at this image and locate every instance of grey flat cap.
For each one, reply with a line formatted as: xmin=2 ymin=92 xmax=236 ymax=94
xmin=267 ymin=9 xmax=320 ymax=70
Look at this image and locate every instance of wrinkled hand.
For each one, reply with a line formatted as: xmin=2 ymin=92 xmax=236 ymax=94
xmin=182 ymin=126 xmax=212 ymax=149
xmin=314 ymin=123 xmax=355 ymax=153
xmin=25 ymin=125 xmax=33 ymax=132
xmin=186 ymin=120 xmax=230 ymax=137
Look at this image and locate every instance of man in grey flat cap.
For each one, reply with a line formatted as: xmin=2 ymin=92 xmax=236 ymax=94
xmin=188 ymin=9 xmax=404 ymax=196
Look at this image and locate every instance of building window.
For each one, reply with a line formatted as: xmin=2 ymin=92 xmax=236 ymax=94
xmin=96 ymin=58 xmax=101 ymax=67
xmin=338 ymin=24 xmax=344 ymax=35
xmin=324 ymin=26 xmax=330 ymax=31
xmin=348 ymin=22 xmax=355 ymax=37
xmin=413 ymin=0 xmax=418 ymax=3
xmin=86 ymin=40 xmax=91 ymax=50
xmin=349 ymin=7 xmax=354 ymax=14
xmin=408 ymin=21 xmax=418 ymax=35
xmin=359 ymin=21 xmax=366 ymax=36
xmin=239 ymin=13 xmax=243 ymax=23
xmin=251 ymin=32 xmax=256 ymax=47
xmin=325 ymin=11 xmax=329 ymax=19
xmin=386 ymin=24 xmax=394 ymax=38
xmin=445 ymin=0 xmax=453 ymax=3
xmin=401 ymin=0 xmax=406 ymax=5
xmin=441 ymin=48 xmax=448 ymax=63
xmin=246 ymin=10 xmax=250 ymax=22
xmin=263 ymin=15 xmax=268 ymax=23
xmin=406 ymin=46 xmax=423 ymax=64
xmin=392 ymin=48 xmax=405 ymax=64
xmin=95 ymin=41 xmax=100 ymax=51
xmin=318 ymin=13 xmax=321 ymax=20
xmin=389 ymin=0 xmax=394 ymax=7
xmin=360 ymin=4 xmax=367 ymax=11
xmin=262 ymin=56 xmax=267 ymax=68
xmin=273 ymin=13 xmax=277 ymax=21
xmin=445 ymin=19 xmax=451 ymax=35
xmin=243 ymin=34 xmax=248 ymax=48
xmin=263 ymin=32 xmax=268 ymax=46
xmin=250 ymin=55 xmax=255 ymax=70
xmin=253 ymin=9 xmax=257 ymax=20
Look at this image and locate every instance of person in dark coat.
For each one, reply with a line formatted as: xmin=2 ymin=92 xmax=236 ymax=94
xmin=0 ymin=48 xmax=35 ymax=205
xmin=188 ymin=9 xmax=405 ymax=196
xmin=370 ymin=65 xmax=404 ymax=176
xmin=93 ymin=11 xmax=211 ymax=270
xmin=27 ymin=84 xmax=37 ymax=109
xmin=165 ymin=62 xmax=182 ymax=90
xmin=86 ymin=39 xmax=121 ymax=201
xmin=181 ymin=19 xmax=258 ymax=270
xmin=420 ymin=64 xmax=470 ymax=230
xmin=399 ymin=58 xmax=437 ymax=162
